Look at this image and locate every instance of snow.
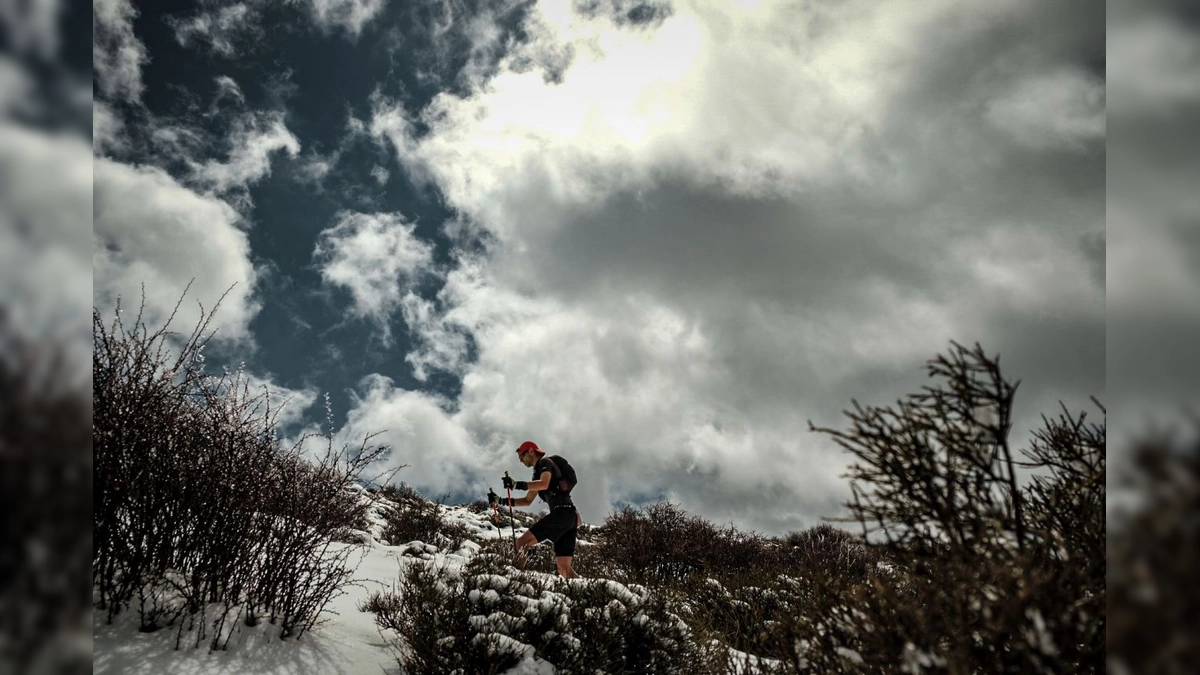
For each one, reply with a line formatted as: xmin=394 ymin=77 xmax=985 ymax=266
xmin=727 ymin=646 xmax=784 ymax=674
xmin=91 ymin=487 xmax=821 ymax=675
xmin=837 ymin=646 xmax=865 ymax=664
xmin=93 ymin=541 xmax=403 ymax=675
xmin=92 ymin=489 xmax=472 ymax=675
xmin=901 ymin=642 xmax=947 ymax=673
xmin=499 ymin=652 xmax=557 ymax=675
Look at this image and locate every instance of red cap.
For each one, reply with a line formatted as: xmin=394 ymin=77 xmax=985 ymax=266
xmin=516 ymin=440 xmax=544 ymax=456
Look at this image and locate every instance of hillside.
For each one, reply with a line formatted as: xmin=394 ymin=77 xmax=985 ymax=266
xmin=90 ymin=310 xmax=1105 ymax=674
xmin=92 ymin=486 xmax=780 ymax=674
xmin=93 ymin=487 xmax=503 ymax=674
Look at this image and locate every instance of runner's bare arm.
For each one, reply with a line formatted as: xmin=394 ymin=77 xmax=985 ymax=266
xmin=508 ymin=468 xmax=554 ymax=506
xmin=526 ymin=473 xmax=552 ymax=492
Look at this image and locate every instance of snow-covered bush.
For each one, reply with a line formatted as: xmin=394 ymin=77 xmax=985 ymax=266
xmin=92 ymin=297 xmax=387 ymax=648
xmin=365 ymin=553 xmax=727 ymax=674
xmin=672 ymin=568 xmax=882 ymax=674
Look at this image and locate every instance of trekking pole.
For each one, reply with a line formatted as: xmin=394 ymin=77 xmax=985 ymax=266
xmin=504 ymin=471 xmax=518 ymax=562
xmin=488 ymin=487 xmax=499 ymax=527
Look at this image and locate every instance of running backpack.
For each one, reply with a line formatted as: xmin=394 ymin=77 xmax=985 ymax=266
xmin=547 ymin=455 xmax=577 ymax=493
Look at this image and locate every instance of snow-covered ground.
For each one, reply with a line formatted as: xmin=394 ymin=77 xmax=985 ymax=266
xmin=93 ymin=493 xmax=513 ymax=675
xmin=93 ymin=492 xmax=773 ymax=674
xmin=94 ymin=541 xmax=404 ymax=674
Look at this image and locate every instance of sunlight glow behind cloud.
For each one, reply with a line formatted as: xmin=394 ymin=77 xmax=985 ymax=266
xmin=350 ymin=0 xmax=1104 ymax=531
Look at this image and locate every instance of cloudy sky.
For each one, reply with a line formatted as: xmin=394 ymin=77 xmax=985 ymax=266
xmin=59 ymin=0 xmax=1138 ymax=534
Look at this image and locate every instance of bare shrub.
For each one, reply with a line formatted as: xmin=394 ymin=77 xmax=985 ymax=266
xmin=378 ymin=487 xmax=472 ymax=550
xmin=0 ymin=314 xmax=92 ymax=673
xmin=92 ymin=293 xmax=389 ymax=648
xmin=569 ymin=542 xmax=622 ymax=580
xmin=674 ymin=572 xmax=868 ymax=670
xmin=780 ymin=523 xmax=875 ymax=579
xmin=594 ymin=503 xmax=713 ymax=585
xmin=595 ymin=502 xmax=783 ymax=587
xmin=1108 ymin=426 xmax=1200 ymax=673
xmin=799 ymin=342 xmax=1105 ymax=672
xmin=356 ymin=588 xmax=404 ymax=633
xmin=377 ymin=482 xmax=424 ymax=507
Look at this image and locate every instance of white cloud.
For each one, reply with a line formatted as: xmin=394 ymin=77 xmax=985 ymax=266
xmin=1107 ymin=206 xmax=1200 ymax=317
xmin=373 ymin=0 xmax=1050 ymax=242
xmin=954 ymin=225 xmax=1104 ymax=315
xmin=144 ymin=121 xmax=207 ymax=160
xmin=0 ymin=124 xmax=92 ymax=369
xmin=1106 ymin=3 xmax=1200 ymax=444
xmin=212 ymin=75 xmax=246 ymax=108
xmin=985 ymin=68 xmax=1106 ymax=149
xmin=0 ymin=0 xmax=62 ymax=58
xmin=306 ymin=0 xmax=388 ymax=38
xmin=349 ymin=269 xmax=854 ymax=528
xmin=93 ymin=100 xmax=126 ymax=154
xmin=192 ymin=111 xmax=301 ymax=194
xmin=1108 ymin=15 xmax=1200 ymax=117
xmin=93 ymin=157 xmax=261 ymax=341
xmin=296 ymin=155 xmax=336 ymax=187
xmin=370 ymin=164 xmax=389 ymax=184
xmin=367 ymin=92 xmax=424 ymax=183
xmin=399 ymin=292 xmax=468 ymax=381
xmin=412 ymin=0 xmax=523 ymax=89
xmin=314 ymin=211 xmax=435 ymax=338
xmin=93 ymin=0 xmax=149 ymax=103
xmin=170 ymin=2 xmax=262 ymax=57
xmin=0 ymin=57 xmax=35 ymax=117
xmin=358 ymin=0 xmax=1104 ymax=532
xmin=239 ymin=373 xmax=320 ymax=432
xmin=328 ymin=375 xmax=479 ymax=497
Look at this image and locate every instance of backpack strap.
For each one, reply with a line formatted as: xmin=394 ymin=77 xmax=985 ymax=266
xmin=540 ymin=457 xmax=571 ymax=493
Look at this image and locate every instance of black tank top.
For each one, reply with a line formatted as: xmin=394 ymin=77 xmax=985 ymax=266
xmin=533 ymin=456 xmax=574 ymax=508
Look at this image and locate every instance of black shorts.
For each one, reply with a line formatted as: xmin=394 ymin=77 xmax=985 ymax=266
xmin=528 ymin=507 xmax=578 ymax=557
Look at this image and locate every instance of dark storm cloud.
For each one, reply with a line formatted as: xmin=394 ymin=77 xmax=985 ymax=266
xmin=344 ymin=0 xmax=1108 ymax=533
xmin=83 ymin=0 xmax=1113 ymax=534
xmin=527 ymin=182 xmax=934 ymax=308
xmin=1107 ymin=0 xmax=1200 ymax=446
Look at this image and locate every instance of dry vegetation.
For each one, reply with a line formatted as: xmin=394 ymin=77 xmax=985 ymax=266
xmin=1108 ymin=427 xmax=1200 ymax=673
xmin=9 ymin=289 xmax=1140 ymax=674
xmin=0 ymin=314 xmax=92 ymax=674
xmin=375 ymin=483 xmax=475 ymax=550
xmin=798 ymin=342 xmax=1105 ymax=672
xmin=366 ymin=342 xmax=1108 ymax=673
xmin=92 ymin=296 xmax=387 ymax=648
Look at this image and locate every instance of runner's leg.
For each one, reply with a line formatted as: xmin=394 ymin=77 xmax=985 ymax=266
xmin=515 ymin=530 xmax=537 ymax=564
xmin=555 ymin=556 xmax=580 ymax=578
